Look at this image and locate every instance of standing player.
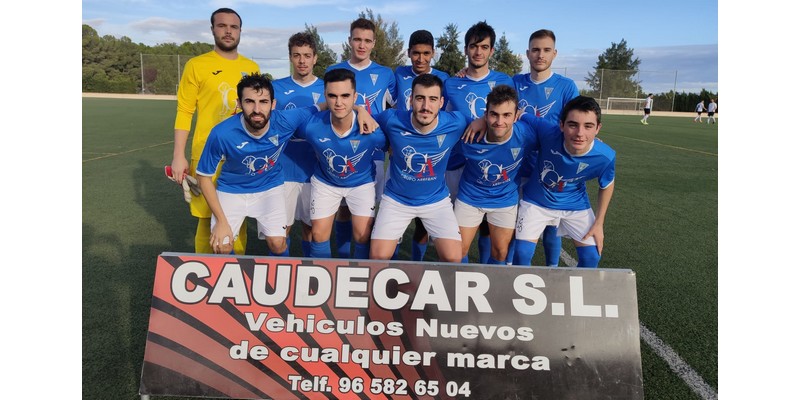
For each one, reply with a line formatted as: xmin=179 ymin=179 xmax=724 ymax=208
xmin=394 ymin=29 xmax=451 ymax=261
xmin=295 ymin=69 xmax=386 ymax=259
xmin=641 ymin=93 xmax=654 ymax=125
xmin=443 ymin=20 xmax=514 ymax=264
xmin=707 ymin=98 xmax=717 ymax=124
xmin=693 ymin=99 xmax=706 ymax=123
xmin=325 ymin=17 xmax=397 ymax=259
xmin=371 ymin=74 xmax=470 ymax=263
xmin=170 ymin=8 xmax=259 ymax=255
xmin=513 ymin=28 xmax=580 ymax=267
xmin=513 ymin=96 xmax=616 ymax=268
xmin=196 ymin=73 xmax=319 ymax=255
xmin=272 ymin=32 xmax=325 ymax=257
xmin=454 ymin=85 xmax=536 ymax=265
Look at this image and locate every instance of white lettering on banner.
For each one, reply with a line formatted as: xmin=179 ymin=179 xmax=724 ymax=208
xmin=415 ymin=318 xmax=535 ymax=341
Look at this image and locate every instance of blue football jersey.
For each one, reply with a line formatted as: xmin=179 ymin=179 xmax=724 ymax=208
xmin=519 ymin=114 xmax=616 ymax=211
xmin=273 ymin=76 xmax=325 ymax=184
xmin=443 ymin=70 xmax=513 ymax=170
xmin=375 ymin=109 xmax=469 ymax=206
xmin=296 ymin=110 xmax=387 ymax=188
xmin=456 ymin=122 xmax=538 ymax=208
xmin=197 ymin=107 xmax=317 ymax=194
xmin=394 ymin=66 xmax=450 ymax=112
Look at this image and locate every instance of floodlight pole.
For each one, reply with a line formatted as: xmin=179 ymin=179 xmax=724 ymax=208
xmin=140 ymin=53 xmax=145 ymax=94
xmin=671 ymin=70 xmax=678 ymax=112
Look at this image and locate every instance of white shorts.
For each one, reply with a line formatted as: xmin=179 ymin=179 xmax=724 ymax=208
xmin=454 ymin=199 xmax=517 ymax=229
xmin=445 ymin=166 xmax=464 ymax=204
xmin=310 ymin=176 xmax=376 ymax=220
xmin=372 ymin=195 xmax=461 ymax=241
xmin=284 ymin=181 xmax=312 ymax=226
xmin=374 ymin=159 xmax=386 ymax=204
xmin=213 ymin=186 xmax=287 ymax=240
xmin=515 ymin=199 xmax=596 ymax=245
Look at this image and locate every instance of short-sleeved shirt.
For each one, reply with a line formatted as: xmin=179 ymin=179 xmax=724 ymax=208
xmin=272 ymin=76 xmax=325 ymax=184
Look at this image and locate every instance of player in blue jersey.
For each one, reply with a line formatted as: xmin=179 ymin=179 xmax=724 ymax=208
xmin=196 ymin=73 xmax=319 ymax=255
xmin=370 ymin=74 xmax=471 ymax=263
xmin=513 ymin=96 xmax=616 ymax=268
xmin=394 ymin=29 xmax=451 ymax=261
xmin=513 ymin=28 xmax=580 ymax=267
xmin=454 ymin=85 xmax=536 ymax=265
xmin=443 ymin=21 xmax=514 ymax=264
xmin=325 ymin=17 xmax=397 ymax=259
xmin=272 ymin=32 xmax=325 ymax=257
xmin=294 ymin=69 xmax=386 ymax=260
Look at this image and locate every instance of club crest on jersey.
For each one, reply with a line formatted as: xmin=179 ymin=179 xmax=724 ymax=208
xmin=312 ymin=92 xmax=321 ymax=104
xmin=511 ymin=147 xmax=520 ymax=159
xmin=370 ymin=74 xmax=378 ymax=86
xmin=269 ymin=135 xmax=280 ymax=147
xmin=488 ymin=81 xmax=496 ymax=89
xmin=545 ymin=87 xmax=553 ymax=99
xmin=322 ymin=148 xmax=368 ymax=178
xmin=436 ymin=134 xmax=446 ymax=148
xmin=350 ymin=139 xmax=360 ymax=152
xmin=576 ymin=162 xmax=589 ymax=174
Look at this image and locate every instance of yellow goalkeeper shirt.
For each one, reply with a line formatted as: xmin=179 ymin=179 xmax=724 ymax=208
xmin=174 ymin=50 xmax=260 ymax=159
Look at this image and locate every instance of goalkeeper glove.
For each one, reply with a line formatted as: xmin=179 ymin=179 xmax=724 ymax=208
xmin=164 ymin=165 xmax=202 ymax=204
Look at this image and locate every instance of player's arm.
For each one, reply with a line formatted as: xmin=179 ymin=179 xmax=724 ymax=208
xmin=197 ymin=174 xmax=234 ymax=254
xmin=172 ymin=62 xmax=200 ymax=184
xmin=582 ymin=181 xmax=615 ymax=255
xmin=171 ymin=129 xmax=191 ymax=184
xmin=462 ymin=115 xmax=486 ymax=143
xmin=355 ymin=105 xmax=378 ymax=134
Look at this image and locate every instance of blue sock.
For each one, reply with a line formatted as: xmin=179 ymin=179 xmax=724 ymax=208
xmin=310 ymin=240 xmax=331 ymax=259
xmin=334 ymin=220 xmax=352 ymax=258
xmin=512 ymin=240 xmax=536 ymax=266
xmin=488 ymin=257 xmax=505 ymax=265
xmin=392 ymin=244 xmax=400 ymax=260
xmin=576 ymin=246 xmax=601 ymax=268
xmin=478 ymin=235 xmax=491 ymax=264
xmin=284 ymin=237 xmax=291 ymax=256
xmin=275 ymin=246 xmax=290 ymax=257
xmin=505 ymin=239 xmax=516 ymax=264
xmin=354 ymin=242 xmax=370 ymax=259
xmin=542 ymin=225 xmax=562 ymax=266
xmin=301 ymin=240 xmax=311 ymax=257
xmin=461 ymin=254 xmax=469 ymax=263
xmin=412 ymin=240 xmax=428 ymax=261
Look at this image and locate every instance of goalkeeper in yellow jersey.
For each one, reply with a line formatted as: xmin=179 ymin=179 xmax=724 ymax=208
xmin=169 ymin=7 xmax=260 ymax=254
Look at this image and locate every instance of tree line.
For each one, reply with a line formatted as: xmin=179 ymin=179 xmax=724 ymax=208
xmin=82 ymin=10 xmax=716 ymax=112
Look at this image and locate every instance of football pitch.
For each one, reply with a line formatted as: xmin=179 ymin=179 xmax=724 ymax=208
xmin=82 ymin=97 xmax=718 ymax=399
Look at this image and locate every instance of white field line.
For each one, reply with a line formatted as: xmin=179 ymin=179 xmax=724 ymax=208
xmin=560 ymin=249 xmax=717 ymax=399
xmin=83 ymin=141 xmax=173 ymax=162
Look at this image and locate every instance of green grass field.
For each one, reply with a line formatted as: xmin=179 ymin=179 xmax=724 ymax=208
xmin=82 ymin=97 xmax=717 ymax=399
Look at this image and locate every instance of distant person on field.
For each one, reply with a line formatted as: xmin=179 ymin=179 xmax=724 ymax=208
xmin=272 ymin=32 xmax=325 ymax=257
xmin=640 ymin=93 xmax=653 ymax=125
xmin=707 ymin=98 xmax=717 ymax=124
xmin=693 ymin=100 xmax=706 ymax=123
xmin=512 ymin=28 xmax=580 ymax=267
xmin=170 ymin=8 xmax=259 ymax=254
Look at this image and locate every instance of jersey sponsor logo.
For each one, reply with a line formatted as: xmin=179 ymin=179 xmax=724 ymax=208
xmin=212 ymin=70 xmax=222 ymax=75
xmin=550 ymin=149 xmax=563 ymax=157
xmin=236 ymin=141 xmax=249 ymax=149
xmin=284 ymin=89 xmax=295 ymax=95
xmin=284 ymin=102 xmax=297 ymax=110
xmin=457 ymin=84 xmax=467 ymax=89
xmin=357 ymin=90 xmax=382 ymax=113
xmin=242 ymin=144 xmax=285 ymax=175
xmin=370 ymin=74 xmax=378 ymax=85
xmin=322 ymin=148 xmax=368 ymax=177
xmin=401 ymin=145 xmax=449 ymax=178
xmin=544 ymin=87 xmax=553 ymax=99
xmin=519 ymin=85 xmax=529 ymax=91
xmin=478 ymin=157 xmax=523 ymax=184
xmin=476 ymin=149 xmax=489 ymax=154
xmin=466 ymin=92 xmax=488 ymax=119
xmin=540 ymin=160 xmax=582 ymax=192
xmin=576 ymin=162 xmax=589 ymax=174
xmin=318 ymin=138 xmax=332 ymax=143
xmin=400 ymin=131 xmax=414 ymax=136
xmin=518 ymin=99 xmax=556 ymax=118
xmin=403 ymin=88 xmax=412 ymax=110
xmin=403 ymin=75 xmax=413 ymax=80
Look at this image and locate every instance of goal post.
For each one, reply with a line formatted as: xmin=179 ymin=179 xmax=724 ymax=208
xmin=606 ymin=97 xmax=648 ymax=114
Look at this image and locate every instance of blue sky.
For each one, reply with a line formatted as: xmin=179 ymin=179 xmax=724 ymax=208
xmin=82 ymin=0 xmax=718 ymax=94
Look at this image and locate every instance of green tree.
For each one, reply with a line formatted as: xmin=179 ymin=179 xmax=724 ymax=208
xmin=489 ymin=33 xmax=522 ymax=76
xmin=434 ymin=23 xmax=466 ymax=76
xmin=304 ymin=24 xmax=337 ymax=77
xmin=340 ymin=9 xmax=405 ymax=68
xmin=584 ymin=38 xmax=642 ymax=99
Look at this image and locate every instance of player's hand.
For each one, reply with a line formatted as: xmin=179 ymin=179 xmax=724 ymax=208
xmin=165 ymin=165 xmax=202 ymax=203
xmin=462 ymin=117 xmax=487 ymax=143
xmin=210 ymin=222 xmax=235 ymax=254
xmin=170 ymin=157 xmax=189 ymax=184
xmin=454 ymin=68 xmax=468 ymax=78
xmin=582 ymin=224 xmax=605 ymax=255
xmin=355 ymin=106 xmax=379 ymax=134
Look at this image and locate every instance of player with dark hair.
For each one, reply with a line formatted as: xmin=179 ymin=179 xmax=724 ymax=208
xmin=394 ymin=29 xmax=452 ymax=261
xmin=641 ymin=93 xmax=654 ymax=125
xmin=272 ymin=32 xmax=324 ymax=257
xmin=294 ymin=69 xmax=386 ymax=259
xmin=370 ymin=74 xmax=471 ymax=262
xmin=170 ymin=7 xmax=259 ymax=255
xmin=513 ymin=96 xmax=616 ymax=268
xmin=443 ymin=20 xmax=514 ymax=264
xmin=325 ymin=17 xmax=397 ymax=259
xmin=454 ymin=85 xmax=537 ymax=264
xmin=513 ymin=28 xmax=580 ymax=266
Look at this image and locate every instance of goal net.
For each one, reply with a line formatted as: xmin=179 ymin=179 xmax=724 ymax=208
xmin=606 ymin=97 xmax=647 ymax=114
